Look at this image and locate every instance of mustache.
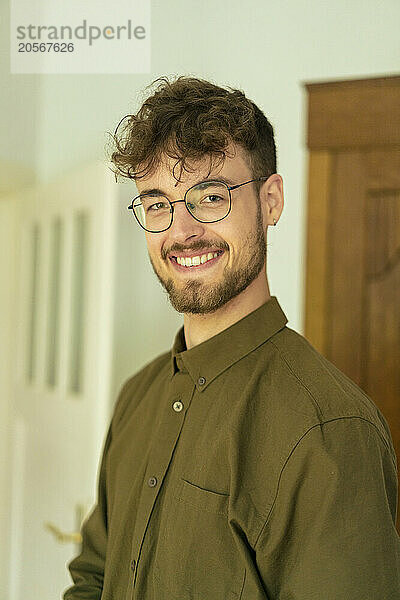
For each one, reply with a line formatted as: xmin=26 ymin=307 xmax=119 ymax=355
xmin=162 ymin=240 xmax=229 ymax=259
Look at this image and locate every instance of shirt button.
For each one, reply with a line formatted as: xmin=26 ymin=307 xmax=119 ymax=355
xmin=198 ymin=376 xmax=206 ymax=385
xmin=130 ymin=559 xmax=136 ymax=573
xmin=172 ymin=400 xmax=183 ymax=412
xmin=148 ymin=476 xmax=158 ymax=487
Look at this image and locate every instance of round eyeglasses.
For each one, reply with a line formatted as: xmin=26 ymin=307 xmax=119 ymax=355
xmin=127 ymin=176 xmax=269 ymax=233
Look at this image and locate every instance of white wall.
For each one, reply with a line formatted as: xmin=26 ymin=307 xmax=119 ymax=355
xmin=0 ymin=0 xmax=41 ymax=191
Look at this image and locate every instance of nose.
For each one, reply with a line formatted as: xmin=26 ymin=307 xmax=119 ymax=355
xmin=168 ymin=199 xmax=206 ymax=241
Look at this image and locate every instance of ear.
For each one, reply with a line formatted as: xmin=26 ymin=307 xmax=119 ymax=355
xmin=259 ymin=174 xmax=284 ymax=229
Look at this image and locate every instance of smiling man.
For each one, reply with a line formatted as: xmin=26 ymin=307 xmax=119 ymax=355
xmin=64 ymin=76 xmax=400 ymax=600
xmin=140 ymin=141 xmax=279 ymax=348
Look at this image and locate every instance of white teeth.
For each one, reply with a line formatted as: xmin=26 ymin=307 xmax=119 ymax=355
xmin=175 ymin=251 xmax=221 ymax=267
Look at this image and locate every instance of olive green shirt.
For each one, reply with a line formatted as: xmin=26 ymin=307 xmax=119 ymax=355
xmin=64 ymin=296 xmax=400 ymax=599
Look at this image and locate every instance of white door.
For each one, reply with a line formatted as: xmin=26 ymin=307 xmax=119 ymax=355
xmin=6 ymin=162 xmax=117 ymax=600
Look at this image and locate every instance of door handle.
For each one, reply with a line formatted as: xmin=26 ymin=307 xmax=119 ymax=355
xmin=44 ymin=502 xmax=89 ymax=544
xmin=44 ymin=521 xmax=82 ymax=544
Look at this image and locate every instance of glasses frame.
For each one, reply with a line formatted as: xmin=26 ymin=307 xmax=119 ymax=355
xmin=127 ymin=176 xmax=269 ymax=233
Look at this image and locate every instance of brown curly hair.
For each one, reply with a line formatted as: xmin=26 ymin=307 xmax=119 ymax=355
xmin=108 ymin=75 xmax=277 ymax=191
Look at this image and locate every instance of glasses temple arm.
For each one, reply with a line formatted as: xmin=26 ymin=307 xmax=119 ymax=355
xmin=228 ymin=176 xmax=269 ymax=191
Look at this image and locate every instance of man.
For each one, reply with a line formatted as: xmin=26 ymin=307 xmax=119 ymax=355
xmin=64 ymin=76 xmax=400 ymax=599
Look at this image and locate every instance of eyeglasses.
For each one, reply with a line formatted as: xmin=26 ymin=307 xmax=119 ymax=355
xmin=127 ymin=176 xmax=269 ymax=233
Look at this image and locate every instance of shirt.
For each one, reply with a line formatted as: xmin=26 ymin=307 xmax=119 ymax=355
xmin=63 ymin=296 xmax=400 ymax=600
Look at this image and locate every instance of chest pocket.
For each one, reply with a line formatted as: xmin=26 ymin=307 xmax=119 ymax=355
xmin=178 ymin=478 xmax=230 ymax=513
xmin=153 ymin=477 xmax=244 ymax=599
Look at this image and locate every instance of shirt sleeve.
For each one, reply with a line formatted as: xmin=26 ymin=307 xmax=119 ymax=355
xmin=62 ymin=420 xmax=112 ymax=600
xmin=254 ymin=416 xmax=400 ymax=600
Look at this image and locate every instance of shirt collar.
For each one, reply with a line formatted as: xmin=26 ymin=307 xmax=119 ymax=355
xmin=169 ymin=296 xmax=288 ymax=391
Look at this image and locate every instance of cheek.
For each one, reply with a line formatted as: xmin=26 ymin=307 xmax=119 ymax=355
xmin=145 ymin=233 xmax=165 ymax=259
xmin=223 ymin=223 xmax=248 ymax=246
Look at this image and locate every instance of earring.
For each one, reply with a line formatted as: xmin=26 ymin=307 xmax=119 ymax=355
xmin=273 ymin=218 xmax=277 ymax=226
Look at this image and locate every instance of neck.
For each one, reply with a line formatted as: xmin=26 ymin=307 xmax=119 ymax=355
xmin=183 ymin=272 xmax=271 ymax=350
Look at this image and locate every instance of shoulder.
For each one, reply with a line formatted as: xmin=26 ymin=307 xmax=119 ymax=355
xmin=257 ymin=326 xmax=395 ymax=457
xmin=111 ymin=349 xmax=171 ymax=428
xmin=239 ymin=327 xmax=397 ymax=527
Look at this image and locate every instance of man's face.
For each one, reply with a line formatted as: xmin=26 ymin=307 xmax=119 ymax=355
xmin=136 ymin=144 xmax=269 ymax=315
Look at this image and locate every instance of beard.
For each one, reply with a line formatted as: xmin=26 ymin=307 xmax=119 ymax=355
xmin=148 ymin=203 xmax=267 ymax=315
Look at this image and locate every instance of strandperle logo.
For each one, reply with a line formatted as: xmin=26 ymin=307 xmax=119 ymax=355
xmin=11 ymin=0 xmax=150 ymax=74
xmin=16 ymin=19 xmax=146 ymax=46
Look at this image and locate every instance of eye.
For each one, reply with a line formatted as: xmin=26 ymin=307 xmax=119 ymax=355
xmin=201 ymin=194 xmax=224 ymax=204
xmin=147 ymin=201 xmax=169 ymax=212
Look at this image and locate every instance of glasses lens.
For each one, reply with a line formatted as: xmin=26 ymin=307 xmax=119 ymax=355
xmin=186 ymin=182 xmax=230 ymax=222
xmin=133 ymin=195 xmax=172 ymax=232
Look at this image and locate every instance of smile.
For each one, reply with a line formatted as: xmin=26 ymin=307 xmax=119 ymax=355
xmin=169 ymin=250 xmax=224 ymax=270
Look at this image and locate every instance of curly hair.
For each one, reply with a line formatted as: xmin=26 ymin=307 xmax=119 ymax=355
xmin=108 ymin=75 xmax=277 ymax=190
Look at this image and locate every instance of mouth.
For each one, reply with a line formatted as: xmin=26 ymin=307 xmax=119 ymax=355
xmin=168 ymin=250 xmax=225 ymax=272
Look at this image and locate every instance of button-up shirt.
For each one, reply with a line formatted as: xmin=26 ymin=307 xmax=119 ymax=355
xmin=63 ymin=296 xmax=400 ymax=599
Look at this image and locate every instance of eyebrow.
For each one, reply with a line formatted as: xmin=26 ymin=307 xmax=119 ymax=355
xmin=138 ymin=176 xmax=236 ymax=197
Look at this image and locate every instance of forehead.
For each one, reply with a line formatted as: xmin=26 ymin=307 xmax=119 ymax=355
xmin=135 ymin=142 xmax=252 ymax=193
